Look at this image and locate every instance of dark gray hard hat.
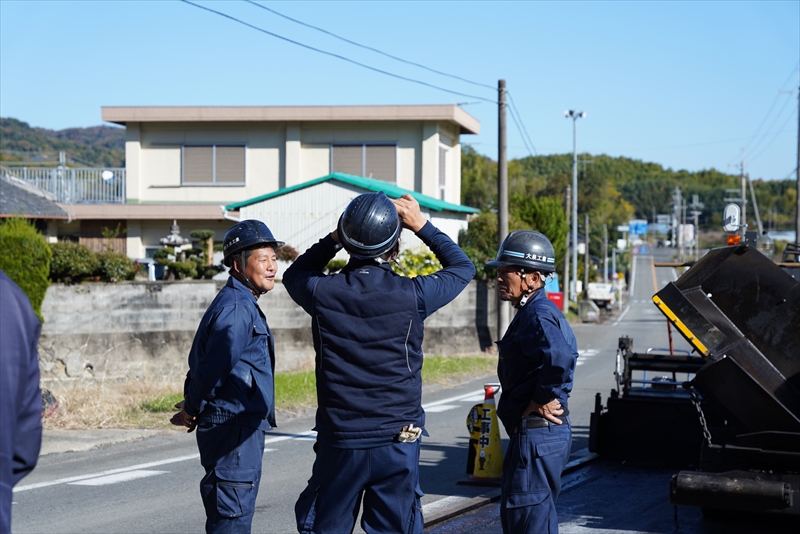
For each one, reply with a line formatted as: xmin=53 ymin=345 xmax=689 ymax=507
xmin=222 ymin=219 xmax=284 ymax=267
xmin=338 ymin=192 xmax=401 ymax=258
xmin=487 ymin=230 xmax=556 ymax=273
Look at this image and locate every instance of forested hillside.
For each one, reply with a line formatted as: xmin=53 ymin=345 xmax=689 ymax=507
xmin=0 ymin=118 xmax=125 ymax=167
xmin=462 ymin=145 xmax=797 ymax=232
xmin=460 ymin=144 xmax=797 ymax=280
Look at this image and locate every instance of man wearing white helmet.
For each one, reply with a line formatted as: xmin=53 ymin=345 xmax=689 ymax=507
xmin=487 ymin=230 xmax=579 ymax=534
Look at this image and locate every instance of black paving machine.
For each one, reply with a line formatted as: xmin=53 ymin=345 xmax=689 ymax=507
xmin=590 ymin=243 xmax=800 ymax=518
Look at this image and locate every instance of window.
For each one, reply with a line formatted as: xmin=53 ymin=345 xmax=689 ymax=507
xmin=331 ymin=144 xmax=396 ymax=183
xmin=182 ymin=145 xmax=245 ymax=185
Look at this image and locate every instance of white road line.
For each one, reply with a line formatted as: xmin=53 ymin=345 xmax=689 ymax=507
xmin=422 ymin=495 xmax=473 ymax=515
xmin=19 ymin=391 xmax=489 ymax=493
xmin=612 ymin=305 xmax=631 ymax=326
xmin=264 ymin=430 xmax=317 ymax=444
xmin=14 ymin=453 xmax=200 ymax=493
xmin=69 ymin=470 xmax=168 ymax=486
xmin=422 ymin=390 xmax=486 ymax=409
xmin=425 ymin=405 xmax=460 ymax=413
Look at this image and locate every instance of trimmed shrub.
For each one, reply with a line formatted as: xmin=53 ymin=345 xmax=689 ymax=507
xmin=391 ymin=249 xmax=442 ymax=277
xmin=277 ymin=244 xmax=299 ymax=262
xmin=325 ymin=259 xmax=347 ymax=274
xmin=96 ymin=251 xmax=137 ymax=282
xmin=50 ymin=241 xmax=99 ymax=283
xmin=0 ymin=217 xmax=51 ymax=321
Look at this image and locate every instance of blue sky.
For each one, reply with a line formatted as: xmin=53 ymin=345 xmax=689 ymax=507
xmin=1 ymin=1 xmax=798 ymax=181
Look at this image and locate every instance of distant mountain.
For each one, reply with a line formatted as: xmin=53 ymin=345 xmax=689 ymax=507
xmin=0 ymin=118 xmax=125 ymax=167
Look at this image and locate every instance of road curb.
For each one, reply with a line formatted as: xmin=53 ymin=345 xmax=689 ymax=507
xmin=423 ymin=447 xmax=599 ymax=528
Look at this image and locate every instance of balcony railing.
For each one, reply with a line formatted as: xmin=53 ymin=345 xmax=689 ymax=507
xmin=1 ymin=165 xmax=126 ymax=204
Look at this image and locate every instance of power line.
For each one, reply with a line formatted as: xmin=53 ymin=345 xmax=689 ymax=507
xmin=507 ymin=91 xmax=538 ymax=156
xmin=744 ymin=94 xmax=794 ymax=160
xmin=243 ymin=0 xmax=497 ymax=92
xmin=728 ymin=61 xmax=800 ymax=166
xmin=180 ymin=0 xmax=497 ymax=104
xmin=748 ymin=106 xmax=797 ymax=164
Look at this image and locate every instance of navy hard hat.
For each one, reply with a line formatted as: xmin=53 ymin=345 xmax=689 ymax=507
xmin=222 ymin=219 xmax=284 ymax=267
xmin=487 ymin=230 xmax=556 ymax=273
xmin=338 ymin=192 xmax=401 ymax=258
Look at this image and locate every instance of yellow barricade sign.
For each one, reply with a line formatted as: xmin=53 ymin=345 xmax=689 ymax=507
xmin=465 ymin=383 xmax=503 ymax=481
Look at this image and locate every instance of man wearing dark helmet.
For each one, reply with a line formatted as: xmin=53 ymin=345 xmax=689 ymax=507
xmin=487 ymin=230 xmax=579 ymax=534
xmin=284 ymin=192 xmax=475 ymax=534
xmin=172 ymin=219 xmax=284 ymax=534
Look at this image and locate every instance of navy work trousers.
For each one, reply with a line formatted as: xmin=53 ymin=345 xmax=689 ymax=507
xmin=500 ymin=419 xmax=571 ymax=534
xmin=295 ymin=440 xmax=424 ymax=534
xmin=196 ymin=423 xmax=265 ymax=534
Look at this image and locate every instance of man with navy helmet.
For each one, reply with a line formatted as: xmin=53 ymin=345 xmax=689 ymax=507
xmin=284 ymin=192 xmax=475 ymax=533
xmin=172 ymin=219 xmax=283 ymax=533
xmin=488 ymin=230 xmax=578 ymax=534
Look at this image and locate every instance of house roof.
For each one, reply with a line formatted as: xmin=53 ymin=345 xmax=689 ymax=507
xmin=102 ymin=105 xmax=480 ymax=135
xmin=0 ymin=173 xmax=68 ymax=219
xmin=226 ymin=173 xmax=481 ymax=214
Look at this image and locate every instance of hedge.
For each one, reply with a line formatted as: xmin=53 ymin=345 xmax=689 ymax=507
xmin=0 ymin=218 xmax=51 ymax=321
xmin=50 ymin=241 xmax=99 ymax=283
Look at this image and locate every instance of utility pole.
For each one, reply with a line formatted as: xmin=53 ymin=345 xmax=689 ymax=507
xmin=563 ymin=186 xmax=570 ymax=314
xmin=497 ymin=79 xmax=509 ymax=340
xmin=584 ymin=214 xmax=590 ymax=295
xmin=565 ymin=110 xmax=585 ymax=302
xmin=781 ymin=79 xmax=800 ymax=244
xmin=672 ymin=186 xmax=682 ymax=252
xmin=603 ymin=224 xmax=608 ymax=284
xmin=688 ymin=194 xmax=704 ymax=261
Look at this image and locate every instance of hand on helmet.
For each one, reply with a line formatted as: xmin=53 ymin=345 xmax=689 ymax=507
xmin=392 ymin=194 xmax=426 ymax=233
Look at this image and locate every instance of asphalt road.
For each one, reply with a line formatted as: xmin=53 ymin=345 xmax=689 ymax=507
xmin=12 ymin=248 xmax=699 ymax=534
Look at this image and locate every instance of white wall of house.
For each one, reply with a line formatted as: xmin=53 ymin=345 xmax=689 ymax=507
xmin=124 ymin=119 xmax=465 ymax=207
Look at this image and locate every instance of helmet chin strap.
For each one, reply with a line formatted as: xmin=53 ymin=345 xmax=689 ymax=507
xmin=518 ymin=271 xmax=536 ymax=307
xmin=234 ymin=255 xmax=268 ymax=296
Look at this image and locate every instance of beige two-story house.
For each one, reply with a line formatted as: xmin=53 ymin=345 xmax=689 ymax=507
xmin=50 ymin=105 xmax=479 ymax=259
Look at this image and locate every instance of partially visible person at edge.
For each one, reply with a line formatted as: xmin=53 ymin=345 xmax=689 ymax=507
xmin=487 ymin=231 xmax=579 ymax=534
xmin=283 ymin=192 xmax=475 ymax=534
xmin=171 ymin=220 xmax=283 ymax=534
xmin=0 ymin=270 xmax=43 ymax=534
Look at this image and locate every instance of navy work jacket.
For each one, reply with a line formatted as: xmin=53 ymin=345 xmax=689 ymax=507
xmin=284 ymin=222 xmax=475 ymax=443
xmin=0 ymin=271 xmax=42 ymax=533
xmin=184 ymin=276 xmax=276 ymax=430
xmin=496 ymin=288 xmax=579 ymax=436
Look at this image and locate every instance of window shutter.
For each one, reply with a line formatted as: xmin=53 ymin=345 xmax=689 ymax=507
xmin=365 ymin=145 xmax=396 ymax=183
xmin=215 ymin=146 xmax=245 ymax=184
xmin=183 ymin=146 xmax=213 ymax=184
xmin=332 ymin=145 xmax=364 ymax=176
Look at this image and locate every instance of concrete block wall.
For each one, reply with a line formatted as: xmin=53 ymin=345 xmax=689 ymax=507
xmin=39 ymin=279 xmax=499 ymax=381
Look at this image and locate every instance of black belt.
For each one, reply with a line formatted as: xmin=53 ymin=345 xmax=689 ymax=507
xmin=514 ymin=409 xmax=569 ymax=434
xmin=514 ymin=417 xmax=549 ymax=433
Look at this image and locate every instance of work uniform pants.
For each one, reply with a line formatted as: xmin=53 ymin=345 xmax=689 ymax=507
xmin=196 ymin=422 xmax=266 ymax=534
xmin=500 ymin=419 xmax=571 ymax=534
xmin=295 ymin=440 xmax=424 ymax=534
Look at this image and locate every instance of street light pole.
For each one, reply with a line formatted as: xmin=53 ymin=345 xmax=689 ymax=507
xmin=565 ymin=110 xmax=585 ymax=302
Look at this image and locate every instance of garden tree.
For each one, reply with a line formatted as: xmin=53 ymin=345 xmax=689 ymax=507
xmin=190 ymin=229 xmax=215 ymax=266
xmin=0 ymin=218 xmax=51 ymax=321
xmin=458 ymin=197 xmax=567 ymax=281
xmin=461 ymin=145 xmax=497 ymax=209
xmin=510 ymin=193 xmax=568 ymax=285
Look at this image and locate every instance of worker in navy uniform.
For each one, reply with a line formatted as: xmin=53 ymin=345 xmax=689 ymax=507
xmin=0 ymin=271 xmax=43 ymax=533
xmin=487 ymin=231 xmax=578 ymax=534
xmin=171 ymin=220 xmax=283 ymax=534
xmin=284 ymin=192 xmax=475 ymax=534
